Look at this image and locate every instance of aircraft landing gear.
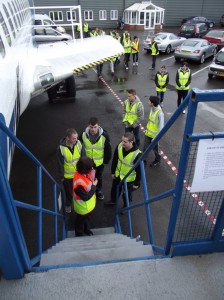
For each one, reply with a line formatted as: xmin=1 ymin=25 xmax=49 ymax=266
xmin=47 ymin=75 xmax=76 ymax=104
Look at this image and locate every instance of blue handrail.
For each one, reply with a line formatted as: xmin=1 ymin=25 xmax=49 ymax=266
xmin=0 ymin=120 xmax=66 ymax=279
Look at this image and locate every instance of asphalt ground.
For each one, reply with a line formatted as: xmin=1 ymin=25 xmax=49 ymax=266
xmin=9 ymin=27 xmax=224 ymax=257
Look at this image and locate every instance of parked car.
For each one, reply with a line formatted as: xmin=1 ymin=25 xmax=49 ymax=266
xmin=143 ymin=32 xmax=186 ymax=54
xmin=174 ymin=38 xmax=218 ymax=64
xmin=34 ymin=27 xmax=72 ymax=43
xmin=181 ymin=16 xmax=215 ymax=28
xmin=178 ymin=23 xmax=208 ymax=39
xmin=208 ymin=47 xmax=224 ymax=78
xmin=34 ymin=14 xmax=66 ymax=33
xmin=203 ymin=29 xmax=224 ymax=49
xmin=220 ymin=15 xmax=224 ymax=27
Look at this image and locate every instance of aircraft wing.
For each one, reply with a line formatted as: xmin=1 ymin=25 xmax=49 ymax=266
xmin=31 ymin=35 xmax=124 ymax=96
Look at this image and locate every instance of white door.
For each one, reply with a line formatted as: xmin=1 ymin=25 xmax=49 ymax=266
xmin=145 ymin=11 xmax=155 ymax=30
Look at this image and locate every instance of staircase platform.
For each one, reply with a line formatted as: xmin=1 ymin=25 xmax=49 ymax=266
xmin=1 ymin=253 xmax=223 ymax=299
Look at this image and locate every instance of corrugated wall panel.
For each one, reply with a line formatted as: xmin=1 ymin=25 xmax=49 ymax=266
xmin=33 ymin=0 xmax=224 ymax=28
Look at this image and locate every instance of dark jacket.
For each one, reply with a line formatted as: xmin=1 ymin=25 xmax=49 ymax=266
xmin=155 ymin=71 xmax=169 ymax=89
xmin=175 ymin=67 xmax=191 ymax=88
xmin=79 ymin=126 xmax=112 ymax=166
xmin=111 ymin=143 xmax=141 ymax=186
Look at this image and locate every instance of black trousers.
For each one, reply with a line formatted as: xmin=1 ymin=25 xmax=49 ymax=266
xmin=75 ymin=211 xmax=93 ymax=236
xmin=62 ymin=178 xmax=73 ymax=206
xmin=177 ymin=89 xmax=188 ymax=107
xmin=95 ymin=164 xmax=104 ymax=192
xmin=110 ymin=177 xmax=134 ymax=207
xmin=143 ymin=136 xmax=161 ymax=163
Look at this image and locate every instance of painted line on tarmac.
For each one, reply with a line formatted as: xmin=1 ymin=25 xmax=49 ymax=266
xmin=192 ymin=64 xmax=210 ymax=76
xmin=161 ymin=56 xmax=174 ymax=61
xmin=94 ymin=68 xmax=216 ymax=224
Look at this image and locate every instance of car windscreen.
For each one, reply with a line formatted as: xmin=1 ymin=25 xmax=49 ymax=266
xmin=182 ymin=40 xmax=199 ymax=47
xmin=206 ymin=31 xmax=224 ymax=37
xmin=215 ymin=51 xmax=224 ymax=64
xmin=181 ymin=25 xmax=194 ymax=31
xmin=154 ymin=34 xmax=166 ymax=40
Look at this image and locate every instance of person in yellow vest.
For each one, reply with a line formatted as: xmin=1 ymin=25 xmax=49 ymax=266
xmin=176 ymin=61 xmax=191 ymax=114
xmin=122 ymin=89 xmax=144 ymax=147
xmin=131 ymin=36 xmax=139 ymax=66
xmin=83 ymin=21 xmax=89 ymax=38
xmin=57 ymin=128 xmax=83 ymax=213
xmin=73 ymin=156 xmax=98 ymax=236
xmin=143 ymin=96 xmax=164 ymax=167
xmin=122 ymin=33 xmax=131 ymax=70
xmin=155 ymin=65 xmax=169 ymax=108
xmin=90 ymin=29 xmax=98 ymax=37
xmin=104 ymin=132 xmax=141 ymax=210
xmin=79 ymin=117 xmax=112 ymax=201
xmin=149 ymin=37 xmax=159 ymax=70
xmin=76 ymin=24 xmax=81 ymax=38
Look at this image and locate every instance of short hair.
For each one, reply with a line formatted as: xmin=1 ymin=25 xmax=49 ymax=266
xmin=127 ymin=89 xmax=136 ymax=96
xmin=123 ymin=132 xmax=135 ymax=143
xmin=149 ymin=95 xmax=160 ymax=107
xmin=88 ymin=117 xmax=99 ymax=126
xmin=66 ymin=128 xmax=77 ymax=137
xmin=76 ymin=156 xmax=94 ymax=174
xmin=182 ymin=61 xmax=188 ymax=67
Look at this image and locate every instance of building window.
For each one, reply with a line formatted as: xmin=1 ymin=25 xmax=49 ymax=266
xmin=110 ymin=10 xmax=118 ymax=20
xmin=99 ymin=10 xmax=107 ymax=20
xmin=66 ymin=10 xmax=76 ymax=21
xmin=84 ymin=10 xmax=93 ymax=21
xmin=49 ymin=11 xmax=63 ymax=21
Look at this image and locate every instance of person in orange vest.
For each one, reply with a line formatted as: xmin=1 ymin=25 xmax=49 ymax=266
xmin=131 ymin=36 xmax=139 ymax=66
xmin=73 ymin=156 xmax=98 ymax=236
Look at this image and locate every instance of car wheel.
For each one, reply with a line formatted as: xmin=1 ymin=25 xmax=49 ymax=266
xmin=166 ymin=45 xmax=171 ymax=54
xmin=200 ymin=54 xmax=205 ymax=64
xmin=175 ymin=57 xmax=180 ymax=62
xmin=208 ymin=73 xmax=213 ymax=79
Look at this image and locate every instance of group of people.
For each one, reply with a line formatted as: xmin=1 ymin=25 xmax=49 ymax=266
xmin=57 ymin=88 xmax=166 ymax=236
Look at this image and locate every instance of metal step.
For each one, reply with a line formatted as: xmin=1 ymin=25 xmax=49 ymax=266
xmin=40 ymin=244 xmax=154 ymax=266
xmin=48 ymin=238 xmax=144 ymax=253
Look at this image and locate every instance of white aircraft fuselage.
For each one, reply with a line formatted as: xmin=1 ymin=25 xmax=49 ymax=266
xmin=0 ymin=0 xmax=124 ymax=175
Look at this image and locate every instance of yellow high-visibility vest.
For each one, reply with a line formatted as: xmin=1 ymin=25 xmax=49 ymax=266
xmin=123 ymin=100 xmax=140 ymax=126
xmin=145 ymin=109 xmax=161 ymax=138
xmin=82 ymin=133 xmax=105 ymax=167
xmin=176 ymin=70 xmax=191 ymax=90
xmin=115 ymin=143 xmax=141 ymax=182
xmin=156 ymin=73 xmax=168 ymax=92
xmin=60 ymin=141 xmax=82 ymax=179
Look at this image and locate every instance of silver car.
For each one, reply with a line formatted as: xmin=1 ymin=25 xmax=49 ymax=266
xmin=34 ymin=27 xmax=72 ymax=43
xmin=174 ymin=38 xmax=217 ymax=64
xmin=208 ymin=47 xmax=224 ymax=79
xmin=143 ymin=32 xmax=186 ymax=54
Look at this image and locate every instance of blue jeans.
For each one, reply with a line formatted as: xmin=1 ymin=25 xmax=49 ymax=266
xmin=125 ymin=126 xmax=140 ymax=146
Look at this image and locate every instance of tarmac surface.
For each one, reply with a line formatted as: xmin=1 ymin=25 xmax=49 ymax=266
xmin=9 ymin=26 xmax=224 ymax=258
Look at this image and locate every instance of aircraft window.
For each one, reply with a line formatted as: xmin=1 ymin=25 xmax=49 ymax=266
xmin=7 ymin=2 xmax=18 ymax=32
xmin=11 ymin=1 xmax=21 ymax=27
xmin=0 ymin=11 xmax=11 ymax=46
xmin=3 ymin=4 xmax=16 ymax=38
xmin=13 ymin=1 xmax=22 ymax=26
xmin=0 ymin=35 xmax=6 ymax=58
xmin=15 ymin=0 xmax=24 ymax=23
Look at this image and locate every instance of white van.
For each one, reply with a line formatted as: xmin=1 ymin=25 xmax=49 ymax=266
xmin=34 ymin=14 xmax=66 ymax=33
